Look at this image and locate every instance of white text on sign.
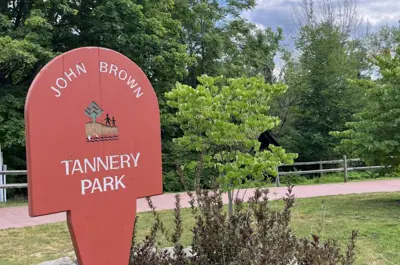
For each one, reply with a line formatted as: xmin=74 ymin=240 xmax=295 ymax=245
xmin=51 ymin=61 xmax=144 ymax=98
xmin=61 ymin=153 xmax=140 ymax=195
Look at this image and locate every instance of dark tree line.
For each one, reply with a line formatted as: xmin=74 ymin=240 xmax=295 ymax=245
xmin=1 ymin=0 xmax=399 ymax=194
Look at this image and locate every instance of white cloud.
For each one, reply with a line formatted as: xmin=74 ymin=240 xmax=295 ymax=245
xmin=357 ymin=0 xmax=400 ymax=27
xmin=243 ymin=0 xmax=399 ymax=34
xmin=241 ymin=0 xmax=400 ymax=79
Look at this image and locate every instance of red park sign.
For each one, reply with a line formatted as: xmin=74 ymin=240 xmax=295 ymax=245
xmin=25 ymin=47 xmax=163 ymax=264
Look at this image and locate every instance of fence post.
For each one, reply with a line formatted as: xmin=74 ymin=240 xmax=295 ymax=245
xmin=275 ymin=167 xmax=280 ymax=187
xmin=2 ymin=165 xmax=6 ymax=202
xmin=343 ymin=155 xmax=348 ymax=183
xmin=319 ymin=161 xmax=323 ymax=177
xmin=0 ymin=144 xmax=3 ymax=202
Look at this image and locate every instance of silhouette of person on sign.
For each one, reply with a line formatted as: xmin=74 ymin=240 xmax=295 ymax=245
xmin=105 ymin=114 xmax=111 ymax=126
xmin=112 ymin=117 xmax=117 ymax=127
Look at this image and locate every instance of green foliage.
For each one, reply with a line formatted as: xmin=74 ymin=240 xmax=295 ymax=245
xmin=165 ymin=75 xmax=297 ymax=191
xmin=0 ymin=0 xmax=286 ymax=193
xmin=273 ymin=22 xmax=366 ymax=161
xmin=0 ymin=3 xmax=56 ymax=169
xmin=3 ymin=0 xmax=398 ymax=196
xmin=332 ymin=47 xmax=400 ymax=168
xmin=162 ymin=3 xmax=285 ymax=189
xmin=173 ymin=0 xmax=281 ymax=87
xmin=365 ymin=24 xmax=400 ymax=56
xmin=220 ymin=19 xmax=283 ymax=83
xmin=0 ymin=0 xmax=191 ymax=172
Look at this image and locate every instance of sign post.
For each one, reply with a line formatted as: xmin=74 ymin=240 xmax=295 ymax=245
xmin=25 ymin=47 xmax=163 ymax=264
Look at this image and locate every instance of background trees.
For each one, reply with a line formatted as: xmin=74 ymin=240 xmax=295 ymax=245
xmin=161 ymin=0 xmax=285 ymax=191
xmin=332 ymin=47 xmax=400 ymax=168
xmin=1 ymin=0 xmax=400 ymax=193
xmin=0 ymin=0 xmax=286 ymax=194
xmin=0 ymin=0 xmax=190 ymax=168
xmin=171 ymin=0 xmax=281 ymax=86
xmin=281 ymin=22 xmax=365 ymax=161
xmin=271 ymin=0 xmax=367 ymax=161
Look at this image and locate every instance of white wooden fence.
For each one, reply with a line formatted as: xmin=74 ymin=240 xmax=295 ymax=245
xmin=275 ymin=155 xmax=386 ymax=187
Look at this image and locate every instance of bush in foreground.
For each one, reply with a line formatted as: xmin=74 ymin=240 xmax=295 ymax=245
xmin=130 ymin=186 xmax=357 ymax=265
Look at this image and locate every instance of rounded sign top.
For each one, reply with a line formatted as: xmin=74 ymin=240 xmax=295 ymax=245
xmin=25 ymin=47 xmax=162 ymax=216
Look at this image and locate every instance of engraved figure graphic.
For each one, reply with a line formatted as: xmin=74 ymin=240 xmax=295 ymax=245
xmin=105 ymin=114 xmax=111 ymax=127
xmin=85 ymin=102 xmax=119 ymax=142
xmin=85 ymin=101 xmax=103 ymax=123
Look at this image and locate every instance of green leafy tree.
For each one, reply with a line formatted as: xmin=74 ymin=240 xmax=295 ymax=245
xmin=0 ymin=0 xmax=191 ymax=169
xmin=331 ymin=47 xmax=400 ymax=168
xmin=165 ymin=75 xmax=297 ymax=216
xmin=0 ymin=0 xmax=287 ymax=195
xmin=0 ymin=6 xmax=54 ymax=154
xmin=163 ymin=1 xmax=284 ymax=190
xmin=172 ymin=0 xmax=283 ymax=86
xmin=58 ymin=0 xmax=191 ymax=98
xmin=268 ymin=0 xmax=368 ymax=162
xmin=365 ymin=23 xmax=400 ymax=56
xmin=0 ymin=4 xmax=56 ymax=197
xmin=269 ymin=50 xmax=305 ymax=143
xmin=220 ymin=19 xmax=283 ymax=83
xmin=274 ymin=21 xmax=366 ymax=161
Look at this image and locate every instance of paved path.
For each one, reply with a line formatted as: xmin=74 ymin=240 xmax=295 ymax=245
xmin=1 ymin=179 xmax=399 ymax=230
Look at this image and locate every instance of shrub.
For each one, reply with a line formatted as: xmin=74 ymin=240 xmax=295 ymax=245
xmin=279 ymin=175 xmax=305 ymax=184
xmin=130 ymin=186 xmax=358 ymax=265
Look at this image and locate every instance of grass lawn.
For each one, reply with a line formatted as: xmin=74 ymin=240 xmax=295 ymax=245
xmin=0 ymin=197 xmax=27 ymax=208
xmin=0 ymin=192 xmax=399 ymax=265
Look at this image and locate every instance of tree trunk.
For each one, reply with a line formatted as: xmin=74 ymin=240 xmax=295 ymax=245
xmin=14 ymin=0 xmax=26 ymax=28
xmin=200 ymin=18 xmax=205 ymax=75
xmin=227 ymin=190 xmax=233 ymax=217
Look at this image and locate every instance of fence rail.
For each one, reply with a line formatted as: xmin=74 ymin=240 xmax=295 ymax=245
xmin=275 ymin=155 xmax=386 ymax=187
xmin=0 ymin=156 xmax=388 ymax=199
xmin=279 ymin=167 xmax=345 ymax=176
xmin=278 ymin=166 xmax=385 ymax=176
xmin=0 ymin=183 xmax=27 ymax=189
xmin=281 ymin=158 xmax=361 ymax=166
xmin=0 ymin=170 xmax=27 ymax=176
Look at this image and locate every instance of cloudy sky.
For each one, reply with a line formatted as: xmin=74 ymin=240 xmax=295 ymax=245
xmin=241 ymin=0 xmax=399 ymax=75
xmin=242 ymin=0 xmax=400 ymax=47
